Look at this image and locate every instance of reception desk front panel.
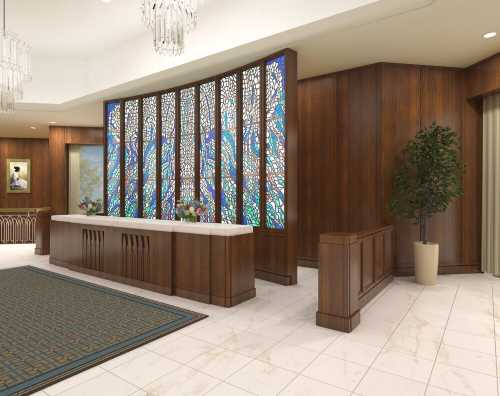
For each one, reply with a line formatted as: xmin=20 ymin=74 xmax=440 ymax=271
xmin=50 ymin=215 xmax=255 ymax=307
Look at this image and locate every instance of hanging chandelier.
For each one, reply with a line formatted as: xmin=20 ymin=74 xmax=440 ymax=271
xmin=0 ymin=0 xmax=31 ymax=112
xmin=141 ymin=0 xmax=198 ymax=56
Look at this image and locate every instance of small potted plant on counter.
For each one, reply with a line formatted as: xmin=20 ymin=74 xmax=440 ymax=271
xmin=79 ymin=197 xmax=103 ymax=216
xmin=390 ymin=123 xmax=464 ymax=285
xmin=176 ymin=199 xmax=207 ymax=223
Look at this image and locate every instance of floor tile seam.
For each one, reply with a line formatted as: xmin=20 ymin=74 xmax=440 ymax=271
xmin=104 ymin=363 xmax=174 ymax=393
xmin=147 ymin=334 xmax=272 ymax=364
xmin=423 ymin=284 xmax=460 ymax=396
xmin=437 ymin=340 xmax=497 ymax=358
xmin=223 ymin=353 xmax=297 ymax=395
xmin=352 ymin=285 xmax=426 ymax=394
xmin=45 ymin=368 xmax=130 ymax=396
xmin=275 ymin=315 xmax=358 ymax=395
xmin=428 ymin=384 xmax=468 ymax=396
xmin=431 ymin=360 xmax=498 ymax=378
xmin=490 ymin=287 xmax=499 ymax=396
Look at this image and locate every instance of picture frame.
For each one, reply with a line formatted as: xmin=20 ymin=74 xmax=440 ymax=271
xmin=6 ymin=158 xmax=31 ymax=194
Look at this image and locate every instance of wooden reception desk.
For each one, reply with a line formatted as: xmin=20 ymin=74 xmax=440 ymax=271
xmin=50 ymin=215 xmax=256 ymax=307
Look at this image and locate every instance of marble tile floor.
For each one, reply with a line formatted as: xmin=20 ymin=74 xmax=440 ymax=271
xmin=3 ymin=244 xmax=500 ymax=396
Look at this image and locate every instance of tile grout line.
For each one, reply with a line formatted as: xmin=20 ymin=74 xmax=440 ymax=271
xmin=275 ymin=328 xmax=347 ymax=395
xmin=351 ymin=284 xmax=426 ymax=394
xmin=423 ymin=283 xmax=460 ymax=396
xmin=491 ymin=285 xmax=499 ymax=396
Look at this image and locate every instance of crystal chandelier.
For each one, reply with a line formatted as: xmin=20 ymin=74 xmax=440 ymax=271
xmin=141 ymin=0 xmax=198 ymax=56
xmin=0 ymin=0 xmax=31 ymax=112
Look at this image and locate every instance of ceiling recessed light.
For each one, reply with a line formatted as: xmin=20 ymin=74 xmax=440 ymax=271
xmin=29 ymin=126 xmax=37 ymax=130
xmin=483 ymin=32 xmax=497 ymax=39
xmin=101 ymin=0 xmax=112 ymax=3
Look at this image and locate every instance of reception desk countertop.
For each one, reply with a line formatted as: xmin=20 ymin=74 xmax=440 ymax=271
xmin=51 ymin=215 xmax=253 ymax=237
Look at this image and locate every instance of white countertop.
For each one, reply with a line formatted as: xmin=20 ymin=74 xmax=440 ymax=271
xmin=51 ymin=215 xmax=253 ymax=237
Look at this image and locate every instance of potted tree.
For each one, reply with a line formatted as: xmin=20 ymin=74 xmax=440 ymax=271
xmin=390 ymin=123 xmax=464 ymax=285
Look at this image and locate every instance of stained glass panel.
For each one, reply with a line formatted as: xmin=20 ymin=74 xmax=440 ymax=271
xmin=106 ymin=101 xmax=121 ymax=216
xmin=142 ymin=96 xmax=157 ymax=219
xmin=199 ymin=81 xmax=216 ymax=222
xmin=242 ymin=66 xmax=261 ymax=226
xmin=124 ymin=99 xmax=139 ymax=218
xmin=220 ymin=74 xmax=237 ymax=223
xmin=161 ymin=92 xmax=176 ymax=220
xmin=265 ymin=56 xmax=286 ymax=229
xmin=180 ymin=87 xmax=195 ymax=202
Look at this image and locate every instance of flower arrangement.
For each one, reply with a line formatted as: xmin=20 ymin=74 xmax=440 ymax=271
xmin=78 ymin=197 xmax=103 ymax=216
xmin=176 ymin=199 xmax=207 ymax=222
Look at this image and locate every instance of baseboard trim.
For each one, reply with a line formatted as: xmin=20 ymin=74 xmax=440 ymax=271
xmin=395 ymin=265 xmax=482 ymax=276
xmin=255 ymin=269 xmax=295 ymax=285
xmin=359 ymin=274 xmax=393 ymax=308
xmin=297 ymin=257 xmax=318 ymax=268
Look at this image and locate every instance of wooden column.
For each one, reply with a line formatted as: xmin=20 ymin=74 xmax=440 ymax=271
xmin=35 ymin=207 xmax=52 ymax=255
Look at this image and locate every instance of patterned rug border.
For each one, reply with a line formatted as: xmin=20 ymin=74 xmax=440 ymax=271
xmin=2 ymin=266 xmax=208 ymax=396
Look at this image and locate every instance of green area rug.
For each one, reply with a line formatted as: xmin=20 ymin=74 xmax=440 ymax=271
xmin=0 ymin=266 xmax=207 ymax=396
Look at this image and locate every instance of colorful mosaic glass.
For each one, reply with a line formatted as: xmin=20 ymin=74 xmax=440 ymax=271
xmin=106 ymin=101 xmax=121 ymax=216
xmin=180 ymin=87 xmax=195 ymax=202
xmin=242 ymin=66 xmax=261 ymax=226
xmin=265 ymin=56 xmax=286 ymax=229
xmin=142 ymin=96 xmax=157 ymax=219
xmin=124 ymin=99 xmax=139 ymax=218
xmin=220 ymin=74 xmax=237 ymax=224
xmin=199 ymin=81 xmax=216 ymax=222
xmin=161 ymin=92 xmax=176 ymax=220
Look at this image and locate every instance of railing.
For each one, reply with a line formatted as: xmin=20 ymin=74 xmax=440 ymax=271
xmin=0 ymin=208 xmax=51 ymax=244
xmin=316 ymin=225 xmax=394 ymax=332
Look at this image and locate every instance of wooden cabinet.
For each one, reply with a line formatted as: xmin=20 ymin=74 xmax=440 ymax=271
xmin=50 ymin=220 xmax=255 ymax=307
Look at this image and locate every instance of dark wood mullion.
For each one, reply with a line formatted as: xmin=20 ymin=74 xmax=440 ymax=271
xmin=215 ymin=79 xmax=222 ymax=223
xmin=259 ymin=63 xmax=267 ymax=229
xmin=194 ymin=85 xmax=201 ymax=201
xmin=156 ymin=93 xmax=162 ymax=219
xmin=119 ymin=100 xmax=126 ymax=217
xmin=175 ymin=90 xmax=181 ymax=214
xmin=236 ymin=72 xmax=244 ymax=225
xmin=138 ymin=99 xmax=144 ymax=218
xmin=103 ymin=103 xmax=108 ymax=215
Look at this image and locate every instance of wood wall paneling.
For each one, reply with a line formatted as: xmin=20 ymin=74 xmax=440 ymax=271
xmin=0 ymin=138 xmax=50 ymax=209
xmin=297 ymin=75 xmax=336 ymax=265
xmin=298 ymin=62 xmax=482 ymax=275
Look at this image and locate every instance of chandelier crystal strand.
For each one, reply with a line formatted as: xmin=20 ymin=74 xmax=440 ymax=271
xmin=0 ymin=0 xmax=31 ymax=112
xmin=142 ymin=0 xmax=198 ymax=56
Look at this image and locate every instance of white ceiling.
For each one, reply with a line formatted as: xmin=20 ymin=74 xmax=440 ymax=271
xmin=1 ymin=0 xmax=500 ymax=138
xmin=7 ymin=0 xmax=146 ymax=56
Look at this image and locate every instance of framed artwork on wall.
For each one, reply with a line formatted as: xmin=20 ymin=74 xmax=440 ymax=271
xmin=6 ymin=158 xmax=31 ymax=193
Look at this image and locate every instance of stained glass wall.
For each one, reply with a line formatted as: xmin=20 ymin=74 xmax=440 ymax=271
xmin=199 ymin=81 xmax=216 ymax=222
xmin=105 ymin=53 xmax=290 ymax=231
xmin=161 ymin=92 xmax=176 ymax=220
xmin=265 ymin=56 xmax=286 ymax=229
xmin=242 ymin=66 xmax=261 ymax=226
xmin=142 ymin=96 xmax=157 ymax=218
xmin=220 ymin=74 xmax=238 ymax=224
xmin=106 ymin=101 xmax=121 ymax=216
xmin=180 ymin=87 xmax=196 ymax=202
xmin=124 ymin=99 xmax=139 ymax=218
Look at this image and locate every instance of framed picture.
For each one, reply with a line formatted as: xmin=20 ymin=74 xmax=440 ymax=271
xmin=6 ymin=158 xmax=31 ymax=194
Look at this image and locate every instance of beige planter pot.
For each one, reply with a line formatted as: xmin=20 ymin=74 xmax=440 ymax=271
xmin=414 ymin=241 xmax=439 ymax=286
